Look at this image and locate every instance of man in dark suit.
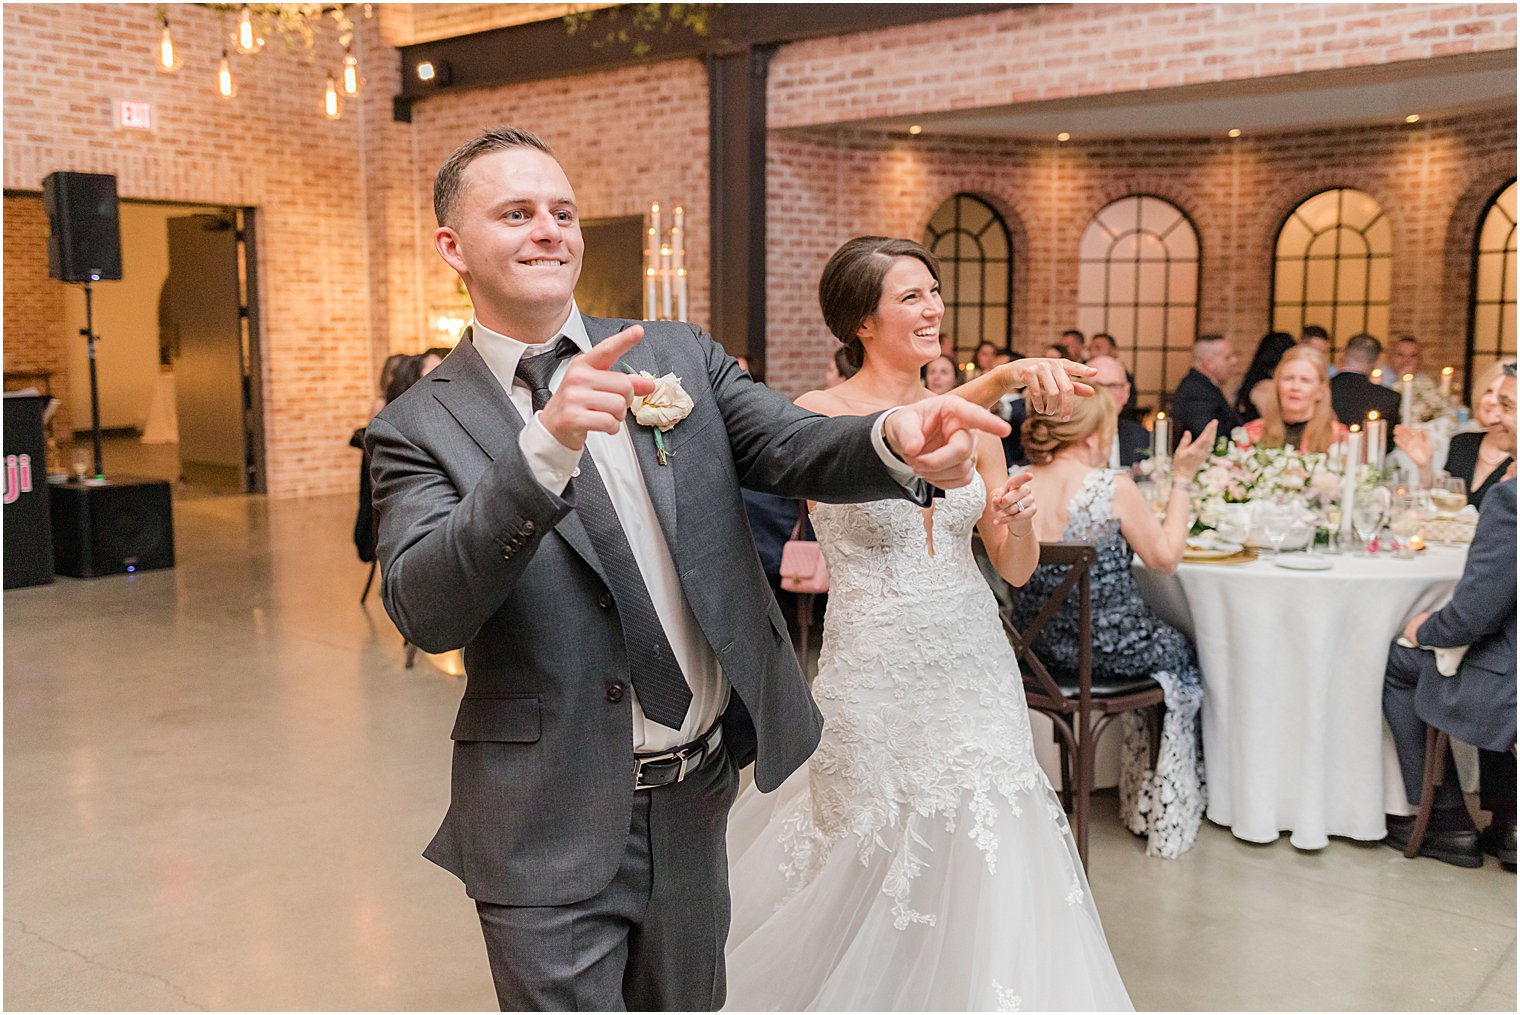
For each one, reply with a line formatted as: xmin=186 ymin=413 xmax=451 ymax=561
xmin=1170 ymin=334 xmax=1241 ymax=446
xmin=367 ymin=127 xmax=1011 ymax=1010
xmin=1089 ymin=355 xmax=1148 ymax=466
xmin=1330 ymin=333 xmax=1400 ymax=449
xmin=1382 ymin=368 xmax=1517 ymax=870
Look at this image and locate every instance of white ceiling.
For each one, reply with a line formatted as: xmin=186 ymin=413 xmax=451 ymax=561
xmin=844 ymin=50 xmax=1517 ymax=140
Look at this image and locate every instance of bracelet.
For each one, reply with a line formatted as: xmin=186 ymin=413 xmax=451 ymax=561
xmin=1171 ymin=478 xmax=1193 ymax=491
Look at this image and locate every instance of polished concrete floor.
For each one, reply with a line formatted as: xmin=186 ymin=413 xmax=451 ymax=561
xmin=5 ymin=477 xmax=1516 ymax=1010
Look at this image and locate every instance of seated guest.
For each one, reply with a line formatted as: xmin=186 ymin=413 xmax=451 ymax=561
xmin=1016 ymin=389 xmax=1216 ymax=857
xmin=1233 ymin=331 xmax=1297 ymax=424
xmin=1088 ymin=355 xmax=1148 ymax=466
xmin=1299 ymin=324 xmax=1331 ymax=358
xmin=1395 ymin=359 xmax=1517 ymax=507
xmin=1330 ymin=333 xmax=1401 ymax=448
xmin=823 ymin=345 xmax=858 ymax=388
xmin=1087 ymin=332 xmax=1117 ymax=360
xmin=1385 ymin=335 xmax=1431 ymax=388
xmin=972 ymin=340 xmax=1002 ymax=376
xmin=923 ymin=353 xmax=960 ymax=395
xmin=1042 ymin=343 xmax=1065 ymax=359
xmin=1057 ymin=328 xmax=1086 ymax=361
xmin=1238 ymin=346 xmax=1348 ymax=454
xmin=1171 ymin=334 xmax=1241 ymax=448
xmin=1383 ymin=457 xmax=1516 ymax=868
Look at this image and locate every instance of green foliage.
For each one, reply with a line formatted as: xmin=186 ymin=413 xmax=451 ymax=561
xmin=563 ymin=3 xmax=715 ymax=59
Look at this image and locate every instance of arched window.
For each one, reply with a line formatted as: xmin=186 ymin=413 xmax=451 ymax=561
xmin=1271 ymin=188 xmax=1391 ymax=352
xmin=1076 ymin=195 xmax=1199 ymax=409
xmin=922 ymin=194 xmax=1012 ymax=360
xmin=1468 ymin=179 xmax=1517 ymax=390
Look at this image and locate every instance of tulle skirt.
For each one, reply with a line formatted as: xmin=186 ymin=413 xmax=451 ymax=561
xmin=724 ymin=763 xmax=1133 ymax=1012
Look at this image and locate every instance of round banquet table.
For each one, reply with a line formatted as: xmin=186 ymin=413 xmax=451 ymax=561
xmin=1132 ymin=545 xmax=1468 ymax=849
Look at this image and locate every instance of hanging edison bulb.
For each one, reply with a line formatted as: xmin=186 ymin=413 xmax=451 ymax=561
xmin=324 ymin=74 xmax=342 ymax=120
xmin=233 ymin=4 xmax=264 ymax=55
xmin=217 ymin=50 xmax=237 ymax=98
xmin=156 ymin=17 xmax=181 ymax=73
xmin=341 ymin=46 xmax=363 ymax=97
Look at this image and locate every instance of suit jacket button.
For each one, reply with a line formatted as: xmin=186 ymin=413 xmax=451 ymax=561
xmin=599 ymin=592 xmax=613 ymax=609
xmin=501 ymin=546 xmax=514 ymax=559
xmin=606 ymin=683 xmax=624 ymax=703
xmin=523 ymin=520 xmax=536 ymax=535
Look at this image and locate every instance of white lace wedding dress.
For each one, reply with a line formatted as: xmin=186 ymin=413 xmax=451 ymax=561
xmin=725 ymin=475 xmax=1132 ymax=1011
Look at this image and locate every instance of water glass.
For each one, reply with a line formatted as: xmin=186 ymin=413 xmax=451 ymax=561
xmin=1258 ymin=498 xmax=1294 ymax=555
xmin=1352 ymin=488 xmax=1390 ymax=555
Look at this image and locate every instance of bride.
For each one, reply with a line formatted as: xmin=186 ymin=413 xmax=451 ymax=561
xmin=724 ymin=237 xmax=1132 ymax=1011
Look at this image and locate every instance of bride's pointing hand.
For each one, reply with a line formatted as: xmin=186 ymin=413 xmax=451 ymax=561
xmin=1002 ymin=359 xmax=1098 ymax=420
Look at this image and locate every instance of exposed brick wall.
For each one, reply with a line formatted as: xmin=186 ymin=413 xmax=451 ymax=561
xmin=764 ymin=110 xmax=1515 ymax=399
xmin=767 ymin=3 xmax=1518 ymax=129
xmin=3 ymin=3 xmax=378 ymax=497
xmin=2 ymin=196 xmax=72 ymax=435
xmin=390 ymin=57 xmax=711 ymax=350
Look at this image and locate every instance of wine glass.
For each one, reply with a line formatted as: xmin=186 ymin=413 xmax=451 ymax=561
xmin=1258 ymin=497 xmax=1294 ymax=556
xmin=1432 ymin=475 xmax=1468 ymax=515
xmin=1352 ymin=488 xmax=1390 ymax=556
xmin=1323 ymin=504 xmax=1343 ymax=555
xmin=1389 ymin=493 xmax=1421 ymax=558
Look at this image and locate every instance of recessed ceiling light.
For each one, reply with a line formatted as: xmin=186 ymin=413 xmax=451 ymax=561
xmin=1056 ymin=132 xmax=1070 ymax=143
xmin=1405 ymin=113 xmax=1420 ymax=124
xmin=908 ymin=124 xmax=923 ymax=136
xmin=1227 ymin=128 xmax=1242 ymax=138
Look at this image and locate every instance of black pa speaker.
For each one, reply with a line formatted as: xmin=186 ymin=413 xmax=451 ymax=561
xmin=49 ymin=477 xmax=175 ymax=578
xmin=42 ymin=171 xmax=122 ymax=282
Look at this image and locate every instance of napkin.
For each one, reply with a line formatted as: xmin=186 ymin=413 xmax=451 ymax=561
xmin=1395 ymin=637 xmax=1470 ymax=677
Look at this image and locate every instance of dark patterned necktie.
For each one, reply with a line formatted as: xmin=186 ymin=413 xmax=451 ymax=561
xmin=513 ymin=340 xmax=693 ymax=730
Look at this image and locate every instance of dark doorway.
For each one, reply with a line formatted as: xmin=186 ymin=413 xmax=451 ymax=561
xmin=576 ymin=216 xmax=644 ymax=321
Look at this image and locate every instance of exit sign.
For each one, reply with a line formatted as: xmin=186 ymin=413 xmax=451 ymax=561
xmin=116 ymin=99 xmax=154 ymax=131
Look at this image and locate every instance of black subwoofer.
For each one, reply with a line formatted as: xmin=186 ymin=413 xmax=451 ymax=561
xmin=42 ymin=171 xmax=123 ymax=282
xmin=49 ymin=478 xmax=174 ymax=578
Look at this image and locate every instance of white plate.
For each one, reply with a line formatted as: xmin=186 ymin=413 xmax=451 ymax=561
xmin=1272 ymin=555 xmax=1333 ymax=571
xmin=1186 ymin=536 xmax=1244 ymax=558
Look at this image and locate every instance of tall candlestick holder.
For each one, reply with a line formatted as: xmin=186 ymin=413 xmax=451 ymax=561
xmin=644 ymin=201 xmax=689 ymax=321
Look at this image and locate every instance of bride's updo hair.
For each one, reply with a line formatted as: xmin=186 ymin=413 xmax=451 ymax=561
xmin=1022 ymin=386 xmax=1117 ymax=465
xmin=819 ymin=237 xmax=941 ymax=370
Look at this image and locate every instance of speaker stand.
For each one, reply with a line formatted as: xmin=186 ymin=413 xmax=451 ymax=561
xmin=80 ymin=277 xmax=105 ymax=480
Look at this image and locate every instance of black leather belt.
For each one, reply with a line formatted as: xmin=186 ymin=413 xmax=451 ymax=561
xmin=633 ymin=722 xmax=724 ymax=791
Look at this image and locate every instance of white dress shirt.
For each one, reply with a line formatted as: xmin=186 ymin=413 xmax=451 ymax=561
xmin=470 ymin=303 xmax=916 ymax=752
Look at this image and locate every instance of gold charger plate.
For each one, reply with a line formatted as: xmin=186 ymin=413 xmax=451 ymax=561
xmin=1182 ymin=546 xmax=1258 ymax=566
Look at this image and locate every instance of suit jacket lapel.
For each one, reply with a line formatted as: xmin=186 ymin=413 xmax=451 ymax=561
xmin=431 ymin=329 xmax=605 ymax=581
xmin=584 ymin=314 xmax=680 ymax=558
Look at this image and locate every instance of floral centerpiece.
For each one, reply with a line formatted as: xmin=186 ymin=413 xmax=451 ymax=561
xmin=1186 ymin=433 xmax=1344 ymax=531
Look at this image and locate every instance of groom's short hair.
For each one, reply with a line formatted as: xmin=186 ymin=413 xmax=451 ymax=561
xmin=434 ymin=127 xmax=555 ymax=228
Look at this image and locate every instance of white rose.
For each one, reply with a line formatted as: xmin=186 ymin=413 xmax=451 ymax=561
xmin=631 ymin=372 xmax=694 ymax=432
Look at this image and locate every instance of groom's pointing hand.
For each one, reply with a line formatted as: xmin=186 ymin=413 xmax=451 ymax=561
xmin=540 ymin=325 xmax=657 ymax=452
xmin=883 ymin=396 xmax=1011 ymax=489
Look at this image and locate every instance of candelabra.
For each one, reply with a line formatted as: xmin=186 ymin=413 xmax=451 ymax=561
xmin=644 ymin=201 xmax=688 ymax=321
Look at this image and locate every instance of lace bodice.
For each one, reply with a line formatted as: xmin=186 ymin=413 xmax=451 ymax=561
xmin=785 ymin=475 xmax=1071 ymax=929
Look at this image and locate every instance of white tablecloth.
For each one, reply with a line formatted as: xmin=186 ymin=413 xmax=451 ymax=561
xmin=1133 ymin=547 xmax=1467 ymax=849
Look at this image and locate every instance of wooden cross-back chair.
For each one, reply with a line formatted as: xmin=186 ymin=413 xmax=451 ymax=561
xmin=1002 ymin=542 xmax=1166 ymax=868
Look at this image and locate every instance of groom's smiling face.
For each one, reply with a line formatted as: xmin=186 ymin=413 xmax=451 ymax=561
xmin=440 ymin=146 xmax=584 ymax=332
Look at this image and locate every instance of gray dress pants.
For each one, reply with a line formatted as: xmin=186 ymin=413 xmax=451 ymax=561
xmin=476 ymin=747 xmax=740 ymax=1011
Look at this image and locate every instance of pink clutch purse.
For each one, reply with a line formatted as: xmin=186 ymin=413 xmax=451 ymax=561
xmin=779 ymin=502 xmax=829 ymax=593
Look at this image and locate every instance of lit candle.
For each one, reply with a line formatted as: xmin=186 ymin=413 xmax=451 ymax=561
xmin=1341 ymin=425 xmax=1362 ymax=537
xmin=1400 ymin=373 xmax=1415 ymax=427
xmin=1365 ymin=411 xmax=1385 ymax=473
xmin=1152 ymin=412 xmax=1171 ymax=464
xmin=645 ymin=266 xmax=657 ymax=321
xmin=1371 ymin=368 xmax=1384 ymax=386
xmin=660 ymin=244 xmax=672 ymax=320
xmin=672 ymin=206 xmax=686 ymax=321
xmin=1439 ymin=366 xmax=1453 ymax=403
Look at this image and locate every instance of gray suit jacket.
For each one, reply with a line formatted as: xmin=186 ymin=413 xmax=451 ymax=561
xmin=367 ymin=315 xmax=925 ymax=906
xmin=1415 ymin=478 xmax=1516 ymax=752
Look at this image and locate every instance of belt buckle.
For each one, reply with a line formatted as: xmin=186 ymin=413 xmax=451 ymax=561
xmin=633 ymin=748 xmax=679 ymax=791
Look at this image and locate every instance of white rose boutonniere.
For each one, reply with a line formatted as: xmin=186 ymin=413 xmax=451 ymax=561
xmin=629 ymin=371 xmax=693 ymax=465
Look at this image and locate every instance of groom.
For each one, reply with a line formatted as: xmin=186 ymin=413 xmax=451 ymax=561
xmin=367 ymin=127 xmax=1013 ymax=1010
